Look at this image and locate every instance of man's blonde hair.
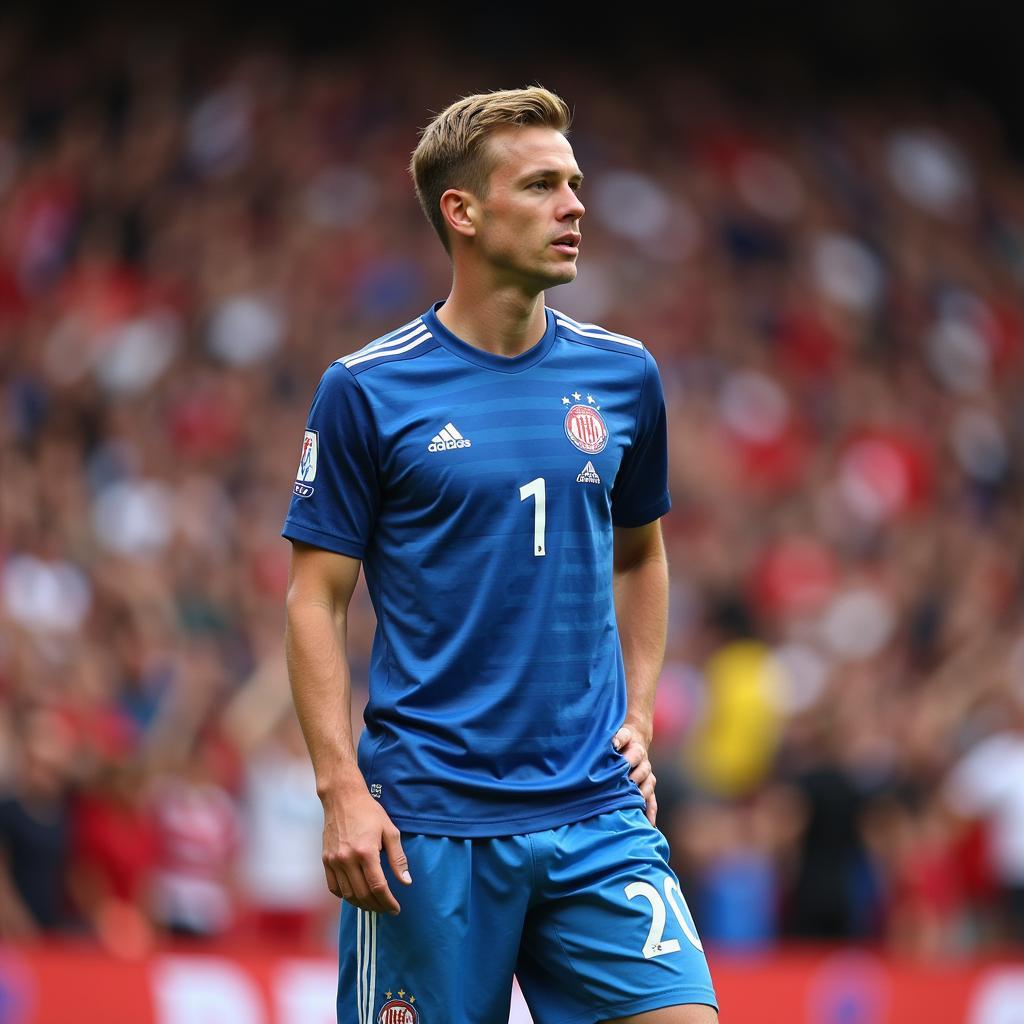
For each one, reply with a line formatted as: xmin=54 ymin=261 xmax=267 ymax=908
xmin=409 ymin=86 xmax=572 ymax=253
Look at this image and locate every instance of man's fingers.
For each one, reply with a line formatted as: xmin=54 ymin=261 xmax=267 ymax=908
xmin=334 ymin=864 xmax=392 ymax=914
xmin=383 ymin=828 xmax=413 ymax=886
xmin=323 ymin=860 xmax=343 ymax=898
xmin=326 ymin=847 xmax=379 ymax=911
xmin=324 ymin=860 xmax=358 ymax=904
xmin=614 ymin=727 xmax=646 ymax=768
xmin=638 ymin=771 xmax=657 ymax=826
xmin=622 ymin=744 xmax=644 ymax=768
xmin=336 ymin=872 xmax=354 ymax=902
xmin=616 ymin=732 xmax=657 ymax=827
xmin=645 ymin=793 xmax=658 ymax=826
xmin=360 ymin=854 xmax=401 ymax=915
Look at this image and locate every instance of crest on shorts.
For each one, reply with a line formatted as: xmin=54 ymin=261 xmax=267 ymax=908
xmin=378 ymin=992 xmax=419 ymax=1024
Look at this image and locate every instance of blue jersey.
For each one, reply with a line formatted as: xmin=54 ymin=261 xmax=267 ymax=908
xmin=282 ymin=301 xmax=670 ymax=837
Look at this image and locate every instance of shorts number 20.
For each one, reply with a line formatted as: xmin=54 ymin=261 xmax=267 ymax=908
xmin=625 ymin=877 xmax=704 ymax=958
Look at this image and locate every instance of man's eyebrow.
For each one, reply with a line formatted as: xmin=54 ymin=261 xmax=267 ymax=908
xmin=519 ymin=168 xmax=585 ymax=184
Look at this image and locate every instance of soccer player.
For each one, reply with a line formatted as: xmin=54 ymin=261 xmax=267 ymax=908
xmin=283 ymin=87 xmax=718 ymax=1024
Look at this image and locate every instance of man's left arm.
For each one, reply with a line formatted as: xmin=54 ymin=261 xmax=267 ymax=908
xmin=612 ymin=519 xmax=668 ymax=826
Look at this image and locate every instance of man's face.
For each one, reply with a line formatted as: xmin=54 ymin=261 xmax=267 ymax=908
xmin=469 ymin=125 xmax=585 ymax=291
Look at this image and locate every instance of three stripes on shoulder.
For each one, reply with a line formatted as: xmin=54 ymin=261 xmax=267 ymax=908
xmin=552 ymin=311 xmax=644 ymax=350
xmin=336 ymin=310 xmax=644 ymax=371
xmin=339 ymin=319 xmax=432 ymax=368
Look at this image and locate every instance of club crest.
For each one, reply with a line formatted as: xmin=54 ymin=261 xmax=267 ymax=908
xmin=564 ymin=404 xmax=608 ymax=455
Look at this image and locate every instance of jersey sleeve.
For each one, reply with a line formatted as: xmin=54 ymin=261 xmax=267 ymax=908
xmin=281 ymin=362 xmax=380 ymax=559
xmin=610 ymin=349 xmax=672 ymax=528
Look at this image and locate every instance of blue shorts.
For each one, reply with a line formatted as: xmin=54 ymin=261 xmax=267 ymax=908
xmin=337 ymin=807 xmax=717 ymax=1024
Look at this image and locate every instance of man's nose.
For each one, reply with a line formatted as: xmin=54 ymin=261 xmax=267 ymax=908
xmin=561 ymin=186 xmax=585 ymax=220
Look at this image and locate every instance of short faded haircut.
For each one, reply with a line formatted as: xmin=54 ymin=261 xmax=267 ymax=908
xmin=409 ymin=86 xmax=572 ymax=254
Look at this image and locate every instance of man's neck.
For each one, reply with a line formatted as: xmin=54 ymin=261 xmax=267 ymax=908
xmin=435 ymin=276 xmax=547 ymax=359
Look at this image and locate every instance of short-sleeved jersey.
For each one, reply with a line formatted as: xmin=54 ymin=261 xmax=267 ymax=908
xmin=282 ymin=301 xmax=670 ymax=837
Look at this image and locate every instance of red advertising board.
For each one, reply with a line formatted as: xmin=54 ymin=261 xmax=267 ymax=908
xmin=0 ymin=943 xmax=1020 ymax=1023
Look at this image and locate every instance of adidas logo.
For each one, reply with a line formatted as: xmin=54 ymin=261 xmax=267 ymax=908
xmin=577 ymin=460 xmax=601 ymax=484
xmin=427 ymin=422 xmax=473 ymax=452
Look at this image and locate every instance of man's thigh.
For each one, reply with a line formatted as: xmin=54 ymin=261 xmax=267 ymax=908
xmin=336 ymin=832 xmax=531 ymax=1024
xmin=516 ymin=808 xmax=718 ymax=1024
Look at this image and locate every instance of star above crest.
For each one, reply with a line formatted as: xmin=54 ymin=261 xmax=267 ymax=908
xmin=561 ymin=389 xmax=600 ymax=409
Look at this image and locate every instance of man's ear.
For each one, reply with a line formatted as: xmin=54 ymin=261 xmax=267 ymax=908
xmin=439 ymin=188 xmax=477 ymax=242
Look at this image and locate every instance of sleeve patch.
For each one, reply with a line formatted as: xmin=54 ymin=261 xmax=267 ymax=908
xmin=294 ymin=429 xmax=318 ymax=497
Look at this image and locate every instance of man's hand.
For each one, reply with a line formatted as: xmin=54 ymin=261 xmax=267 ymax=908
xmin=613 ymin=722 xmax=657 ymax=825
xmin=321 ymin=780 xmax=413 ymax=915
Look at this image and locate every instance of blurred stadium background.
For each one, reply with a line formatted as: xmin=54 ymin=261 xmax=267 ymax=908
xmin=1 ymin=4 xmax=1024 ymax=1022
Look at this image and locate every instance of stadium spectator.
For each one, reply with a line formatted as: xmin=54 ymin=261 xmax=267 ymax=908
xmin=146 ymin=732 xmax=241 ymax=939
xmin=222 ymin=653 xmax=333 ymax=948
xmin=946 ymin=686 xmax=1024 ymax=945
xmin=0 ymin=706 xmax=79 ymax=936
xmin=68 ymin=746 xmax=159 ymax=955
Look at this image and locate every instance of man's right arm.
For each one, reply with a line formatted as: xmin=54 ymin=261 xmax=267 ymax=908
xmin=284 ymin=540 xmax=411 ymax=915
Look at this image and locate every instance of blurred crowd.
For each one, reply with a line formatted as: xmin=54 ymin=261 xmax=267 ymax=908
xmin=1 ymin=20 xmax=1023 ymax=960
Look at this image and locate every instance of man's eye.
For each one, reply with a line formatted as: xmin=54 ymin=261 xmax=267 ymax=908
xmin=531 ymin=181 xmax=550 ymax=191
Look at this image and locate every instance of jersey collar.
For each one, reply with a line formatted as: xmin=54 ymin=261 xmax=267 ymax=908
xmin=423 ymin=301 xmax=557 ymax=374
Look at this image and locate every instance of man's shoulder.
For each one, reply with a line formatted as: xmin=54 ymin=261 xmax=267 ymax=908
xmin=332 ymin=313 xmax=439 ymax=379
xmin=549 ymin=308 xmax=649 ymax=362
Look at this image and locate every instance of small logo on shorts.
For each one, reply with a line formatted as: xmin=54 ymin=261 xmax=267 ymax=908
xmin=378 ymin=993 xmax=418 ymax=1024
xmin=369 ymin=784 xmax=382 ymax=799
